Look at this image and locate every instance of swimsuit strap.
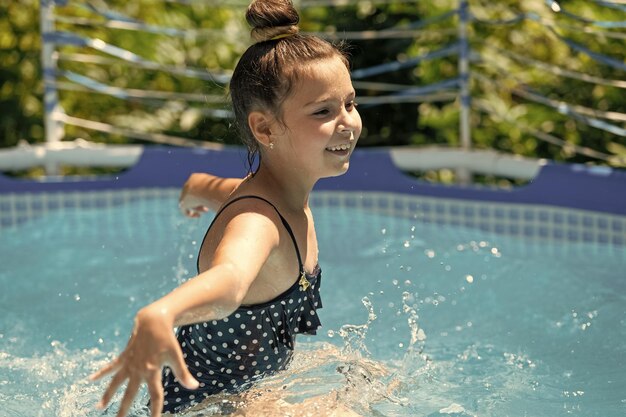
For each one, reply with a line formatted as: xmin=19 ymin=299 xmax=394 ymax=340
xmin=200 ymin=195 xmax=305 ymax=273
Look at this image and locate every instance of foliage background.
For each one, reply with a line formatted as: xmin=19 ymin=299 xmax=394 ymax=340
xmin=0 ymin=0 xmax=624 ymax=176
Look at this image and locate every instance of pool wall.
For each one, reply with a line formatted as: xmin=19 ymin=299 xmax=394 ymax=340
xmin=1 ymin=147 xmax=624 ymax=246
xmin=0 ymin=146 xmax=624 ymax=214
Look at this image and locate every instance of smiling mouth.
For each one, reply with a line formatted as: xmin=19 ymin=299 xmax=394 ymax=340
xmin=325 ymin=143 xmax=351 ymax=152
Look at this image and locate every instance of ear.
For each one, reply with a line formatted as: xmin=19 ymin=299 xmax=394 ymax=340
xmin=248 ymin=111 xmax=273 ymax=148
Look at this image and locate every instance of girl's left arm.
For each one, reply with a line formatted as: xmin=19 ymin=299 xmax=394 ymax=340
xmin=178 ymin=173 xmax=244 ymax=217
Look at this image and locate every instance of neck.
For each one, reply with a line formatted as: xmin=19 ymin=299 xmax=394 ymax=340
xmin=247 ymin=162 xmax=316 ymax=212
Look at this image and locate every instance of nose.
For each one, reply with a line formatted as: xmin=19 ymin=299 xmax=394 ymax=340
xmin=337 ymin=127 xmax=353 ymax=140
xmin=337 ymin=107 xmax=361 ymax=137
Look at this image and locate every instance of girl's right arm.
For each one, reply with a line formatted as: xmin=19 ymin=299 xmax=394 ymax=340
xmin=90 ymin=202 xmax=281 ymax=417
xmin=178 ymin=173 xmax=244 ymax=217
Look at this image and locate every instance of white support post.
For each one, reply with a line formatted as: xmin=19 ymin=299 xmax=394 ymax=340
xmin=40 ymin=0 xmax=64 ymax=175
xmin=457 ymin=0 xmax=472 ymax=184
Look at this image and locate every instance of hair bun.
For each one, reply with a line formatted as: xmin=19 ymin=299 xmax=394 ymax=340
xmin=246 ymin=0 xmax=300 ymax=42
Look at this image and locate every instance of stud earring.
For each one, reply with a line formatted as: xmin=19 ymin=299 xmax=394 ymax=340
xmin=269 ymin=142 xmax=274 ymax=150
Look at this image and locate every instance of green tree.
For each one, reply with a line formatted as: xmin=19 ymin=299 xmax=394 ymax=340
xmin=301 ymin=0 xmax=464 ymax=147
xmin=0 ymin=0 xmax=43 ymax=146
xmin=1 ymin=0 xmax=624 ymax=171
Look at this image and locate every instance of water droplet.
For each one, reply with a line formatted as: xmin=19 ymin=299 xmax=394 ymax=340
xmin=425 ymin=249 xmax=435 ymax=258
xmin=403 ymin=241 xmax=410 ymax=248
xmin=362 ymin=297 xmax=377 ymax=322
xmin=466 ymin=274 xmax=474 ymax=283
xmin=417 ymin=329 xmax=426 ymax=341
xmin=73 ymin=294 xmax=80 ymax=301
xmin=392 ymin=279 xmax=399 ymax=286
xmin=404 ymin=280 xmax=412 ymax=286
xmin=381 ymin=228 xmax=386 ymax=235
xmin=327 ymin=330 xmax=335 ymax=338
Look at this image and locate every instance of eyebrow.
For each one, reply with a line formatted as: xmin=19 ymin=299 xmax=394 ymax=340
xmin=304 ymin=91 xmax=356 ymax=107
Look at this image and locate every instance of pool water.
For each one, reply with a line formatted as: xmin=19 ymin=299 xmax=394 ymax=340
xmin=0 ymin=193 xmax=624 ymax=417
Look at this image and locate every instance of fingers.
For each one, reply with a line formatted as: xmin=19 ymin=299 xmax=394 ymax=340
xmin=183 ymin=206 xmax=209 ymax=218
xmin=182 ymin=208 xmax=197 ymax=218
xmin=169 ymin=348 xmax=199 ymax=390
xmin=185 ymin=209 xmax=200 ymax=218
xmin=89 ymin=358 xmax=120 ymax=382
xmin=98 ymin=370 xmax=127 ymax=410
xmin=148 ymin=372 xmax=164 ymax=417
xmin=116 ymin=378 xmax=141 ymax=417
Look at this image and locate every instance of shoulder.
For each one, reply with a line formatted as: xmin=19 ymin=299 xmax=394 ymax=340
xmin=213 ymin=196 xmax=283 ymax=241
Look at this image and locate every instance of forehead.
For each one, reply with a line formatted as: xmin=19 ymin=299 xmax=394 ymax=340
xmin=287 ymin=57 xmax=353 ymax=104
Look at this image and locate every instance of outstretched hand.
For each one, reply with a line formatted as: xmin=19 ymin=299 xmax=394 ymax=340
xmin=178 ymin=173 xmax=244 ymax=217
xmin=90 ymin=307 xmax=199 ymax=417
xmin=178 ymin=186 xmax=210 ymax=218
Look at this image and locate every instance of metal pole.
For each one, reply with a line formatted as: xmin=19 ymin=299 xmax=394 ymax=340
xmin=40 ymin=0 xmax=63 ymax=175
xmin=457 ymin=0 xmax=472 ymax=184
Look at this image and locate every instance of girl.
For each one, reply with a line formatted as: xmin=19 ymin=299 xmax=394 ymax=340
xmin=90 ymin=0 xmax=361 ymax=415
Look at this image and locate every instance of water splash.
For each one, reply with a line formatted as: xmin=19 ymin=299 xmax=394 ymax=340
xmin=173 ymin=295 xmax=416 ymax=416
xmin=0 ymin=340 xmax=124 ymax=417
xmin=399 ymin=291 xmax=430 ymax=376
xmin=172 ymin=217 xmax=202 ymax=285
xmin=336 ymin=297 xmax=377 ymax=356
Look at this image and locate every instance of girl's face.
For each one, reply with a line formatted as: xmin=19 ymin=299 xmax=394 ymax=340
xmin=270 ymin=56 xmax=362 ymax=179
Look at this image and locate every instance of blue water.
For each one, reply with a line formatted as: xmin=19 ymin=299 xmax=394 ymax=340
xmin=0 ymin=194 xmax=625 ymax=416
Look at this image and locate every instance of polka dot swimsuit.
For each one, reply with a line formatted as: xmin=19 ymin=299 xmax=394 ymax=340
xmin=160 ymin=196 xmax=323 ymax=414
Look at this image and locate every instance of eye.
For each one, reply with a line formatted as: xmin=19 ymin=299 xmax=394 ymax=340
xmin=346 ymin=100 xmax=358 ymax=110
xmin=313 ymin=108 xmax=330 ymax=116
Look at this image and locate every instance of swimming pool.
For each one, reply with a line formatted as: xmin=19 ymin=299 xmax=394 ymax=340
xmin=1 ymin=188 xmax=624 ymax=417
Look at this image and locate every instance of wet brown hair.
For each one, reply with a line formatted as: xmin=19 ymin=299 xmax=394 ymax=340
xmin=229 ymin=0 xmax=350 ymax=171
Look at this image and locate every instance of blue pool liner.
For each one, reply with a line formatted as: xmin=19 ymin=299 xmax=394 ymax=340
xmin=0 ymin=146 xmax=624 ymax=216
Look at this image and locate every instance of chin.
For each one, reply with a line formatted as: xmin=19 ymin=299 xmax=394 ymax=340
xmin=323 ymin=161 xmax=351 ymax=178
